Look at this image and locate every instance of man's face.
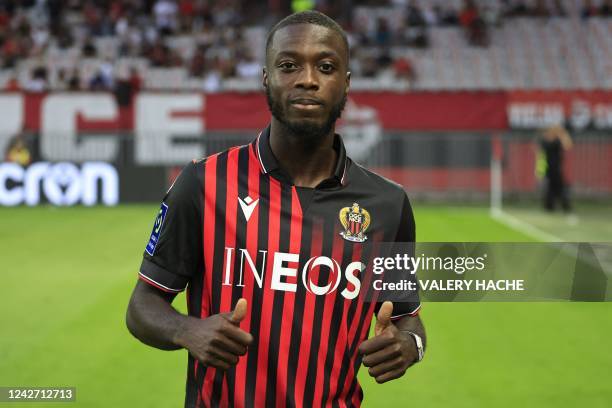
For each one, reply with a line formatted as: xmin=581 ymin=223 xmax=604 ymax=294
xmin=264 ymin=23 xmax=350 ymax=142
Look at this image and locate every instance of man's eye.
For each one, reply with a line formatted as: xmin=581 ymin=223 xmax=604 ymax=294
xmin=279 ymin=62 xmax=297 ymax=70
xmin=320 ymin=63 xmax=335 ymax=72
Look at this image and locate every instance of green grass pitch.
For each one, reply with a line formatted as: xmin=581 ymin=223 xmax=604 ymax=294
xmin=1 ymin=205 xmax=611 ymax=407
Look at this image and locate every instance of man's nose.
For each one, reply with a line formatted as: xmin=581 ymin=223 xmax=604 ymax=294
xmin=295 ymin=65 xmax=319 ymax=90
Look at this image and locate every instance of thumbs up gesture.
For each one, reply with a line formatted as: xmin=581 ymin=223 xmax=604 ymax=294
xmin=178 ymin=298 xmax=253 ymax=371
xmin=374 ymin=300 xmax=393 ymax=336
xmin=357 ymin=301 xmax=419 ymax=383
xmin=228 ymin=298 xmax=248 ymax=324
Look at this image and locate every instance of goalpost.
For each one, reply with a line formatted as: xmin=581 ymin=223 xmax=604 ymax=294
xmin=490 ymin=134 xmax=503 ymax=217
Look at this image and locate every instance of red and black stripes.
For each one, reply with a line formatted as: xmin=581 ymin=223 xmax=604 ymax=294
xmin=243 ymin=152 xmax=270 ymax=408
xmin=178 ymin=131 xmax=419 ymax=407
xmin=137 ymin=127 xmax=423 ymax=408
xmin=231 ymin=144 xmax=261 ymax=406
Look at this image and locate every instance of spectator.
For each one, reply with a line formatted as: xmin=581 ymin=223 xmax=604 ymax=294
xmin=212 ymin=0 xmax=241 ymax=26
xmin=404 ymin=2 xmax=429 ymax=47
xmin=31 ymin=23 xmax=50 ymax=55
xmin=82 ymin=38 xmax=97 ymax=57
xmin=503 ymin=0 xmax=528 ymax=17
xmin=551 ymin=0 xmax=567 ymax=17
xmin=67 ymin=69 xmax=82 ymax=91
xmin=393 ymin=56 xmax=416 ymax=85
xmin=148 ymin=39 xmax=172 ymax=66
xmin=374 ymin=17 xmax=392 ymax=46
xmin=436 ymin=4 xmax=459 ymax=25
xmin=23 ymin=66 xmax=48 ymax=92
xmin=202 ymin=59 xmax=222 ymax=93
xmin=116 ymin=14 xmax=144 ymax=57
xmin=482 ymin=2 xmax=502 ymax=26
xmin=0 ymin=7 xmax=10 ymax=32
xmin=406 ymin=3 xmax=426 ymax=27
xmin=129 ymin=67 xmax=142 ymax=92
xmin=532 ymin=0 xmax=550 ymax=17
xmin=188 ymin=44 xmax=207 ymax=77
xmin=360 ymin=54 xmax=378 ymax=78
xmin=83 ymin=1 xmax=104 ymax=36
xmin=55 ymin=24 xmax=74 ymax=49
xmin=460 ymin=0 xmax=478 ymax=28
xmin=46 ymin=0 xmax=65 ymax=36
xmin=216 ymin=54 xmax=236 ymax=79
xmin=55 ymin=68 xmax=69 ymax=90
xmin=235 ymin=51 xmax=261 ymax=79
xmin=5 ymin=135 xmax=32 ymax=166
xmin=178 ymin=0 xmax=196 ymax=32
xmin=154 ymin=0 xmax=178 ymax=36
xmin=421 ymin=3 xmax=439 ymax=26
xmin=89 ymin=70 xmax=108 ymax=90
xmin=1 ymin=33 xmax=21 ymax=68
xmin=602 ymin=0 xmax=612 ymax=16
xmin=376 ymin=50 xmax=394 ymax=75
xmin=581 ymin=0 xmax=599 ymax=18
xmin=460 ymin=0 xmax=488 ymax=46
xmin=5 ymin=74 xmax=20 ymax=91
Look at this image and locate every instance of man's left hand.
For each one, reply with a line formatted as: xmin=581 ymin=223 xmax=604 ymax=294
xmin=358 ymin=301 xmax=418 ymax=384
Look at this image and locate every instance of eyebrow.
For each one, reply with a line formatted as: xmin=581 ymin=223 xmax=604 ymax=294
xmin=275 ymin=50 xmax=341 ymax=61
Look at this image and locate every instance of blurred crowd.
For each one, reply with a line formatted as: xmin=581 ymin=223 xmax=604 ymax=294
xmin=0 ymin=0 xmax=610 ymax=92
xmin=352 ymin=0 xmax=611 ymax=49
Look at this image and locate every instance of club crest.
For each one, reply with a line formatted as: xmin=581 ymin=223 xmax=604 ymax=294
xmin=339 ymin=203 xmax=371 ymax=242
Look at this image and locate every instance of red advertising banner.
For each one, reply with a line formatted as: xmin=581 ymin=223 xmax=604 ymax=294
xmin=508 ymin=90 xmax=612 ymax=130
xmin=4 ymin=90 xmax=611 ymax=133
xmin=205 ymin=92 xmax=509 ymax=131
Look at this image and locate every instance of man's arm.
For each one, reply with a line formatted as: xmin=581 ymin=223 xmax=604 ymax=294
xmin=395 ymin=314 xmax=426 ymax=351
xmin=357 ymin=192 xmax=426 ymax=383
xmin=359 ymin=302 xmax=426 ymax=383
xmin=126 ymin=280 xmax=188 ymax=350
xmin=557 ymin=127 xmax=573 ymax=150
xmin=126 ymin=280 xmax=253 ymax=371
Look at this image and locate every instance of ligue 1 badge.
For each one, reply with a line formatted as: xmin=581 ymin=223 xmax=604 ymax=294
xmin=339 ymin=202 xmax=371 ymax=243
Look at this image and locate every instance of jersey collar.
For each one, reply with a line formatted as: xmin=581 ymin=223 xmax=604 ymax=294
xmin=253 ymin=124 xmax=349 ymax=187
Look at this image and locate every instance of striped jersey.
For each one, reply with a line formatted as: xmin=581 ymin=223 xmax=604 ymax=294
xmin=139 ymin=125 xmax=420 ymax=407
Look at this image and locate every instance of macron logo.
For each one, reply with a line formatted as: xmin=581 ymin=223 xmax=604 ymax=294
xmin=238 ymin=196 xmax=259 ymax=221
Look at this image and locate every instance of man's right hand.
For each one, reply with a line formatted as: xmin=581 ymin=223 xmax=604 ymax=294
xmin=176 ymin=298 xmax=253 ymax=371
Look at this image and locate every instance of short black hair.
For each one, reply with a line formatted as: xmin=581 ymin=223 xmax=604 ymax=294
xmin=265 ymin=11 xmax=349 ymax=63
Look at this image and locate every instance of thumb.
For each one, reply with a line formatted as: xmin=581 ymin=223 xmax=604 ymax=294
xmin=375 ymin=301 xmax=393 ymax=336
xmin=229 ymin=298 xmax=248 ymax=324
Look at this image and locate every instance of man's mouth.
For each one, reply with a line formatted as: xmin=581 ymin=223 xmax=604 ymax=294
xmin=290 ymin=98 xmax=323 ymax=110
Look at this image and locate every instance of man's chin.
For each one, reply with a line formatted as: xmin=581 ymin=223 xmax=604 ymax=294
xmin=284 ymin=119 xmax=330 ymax=139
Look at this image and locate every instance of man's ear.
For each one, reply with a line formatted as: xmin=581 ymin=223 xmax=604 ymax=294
xmin=262 ymin=67 xmax=268 ymax=90
xmin=345 ymin=71 xmax=351 ymax=95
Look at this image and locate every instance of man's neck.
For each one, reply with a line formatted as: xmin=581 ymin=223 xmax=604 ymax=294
xmin=269 ymin=118 xmax=338 ymax=188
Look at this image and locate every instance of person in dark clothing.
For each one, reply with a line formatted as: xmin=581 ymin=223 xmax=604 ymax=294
xmin=541 ymin=125 xmax=573 ymax=212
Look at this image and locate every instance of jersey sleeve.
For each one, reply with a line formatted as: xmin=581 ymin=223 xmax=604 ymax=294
xmin=139 ymin=162 xmax=203 ymax=293
xmin=376 ymin=193 xmax=421 ymax=320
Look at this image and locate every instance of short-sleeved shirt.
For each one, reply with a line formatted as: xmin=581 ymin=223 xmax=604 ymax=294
xmin=139 ymin=125 xmax=420 ymax=407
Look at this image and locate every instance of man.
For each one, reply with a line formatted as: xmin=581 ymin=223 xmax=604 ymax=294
xmin=541 ymin=125 xmax=573 ymax=212
xmin=126 ymin=11 xmax=426 ymax=407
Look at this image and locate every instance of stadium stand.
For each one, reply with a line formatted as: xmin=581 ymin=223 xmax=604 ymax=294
xmin=0 ymin=0 xmax=609 ymax=91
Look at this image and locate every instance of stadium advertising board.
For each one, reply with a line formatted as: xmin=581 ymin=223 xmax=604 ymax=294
xmin=0 ymin=161 xmax=118 ymax=206
xmin=1 ymin=91 xmax=610 ymax=206
xmin=508 ymin=91 xmax=612 ymax=130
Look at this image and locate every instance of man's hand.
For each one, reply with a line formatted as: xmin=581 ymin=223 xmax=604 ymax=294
xmin=358 ymin=301 xmax=418 ymax=383
xmin=176 ymin=298 xmax=253 ymax=371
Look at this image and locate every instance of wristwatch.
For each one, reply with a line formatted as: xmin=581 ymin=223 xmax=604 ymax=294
xmin=403 ymin=331 xmax=424 ymax=362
